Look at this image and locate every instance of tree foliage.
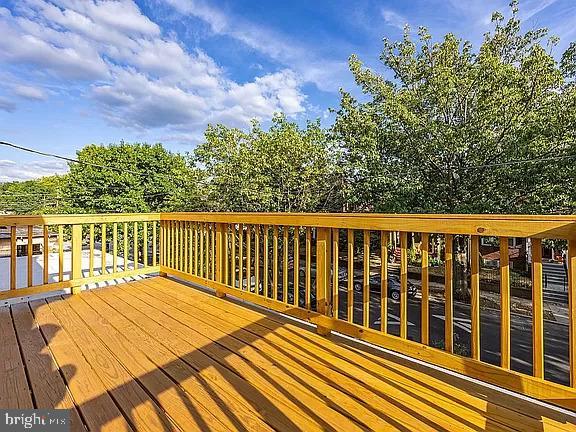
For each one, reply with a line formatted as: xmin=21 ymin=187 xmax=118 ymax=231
xmin=193 ymin=115 xmax=342 ymax=212
xmin=0 ymin=175 xmax=70 ymax=214
xmin=66 ymin=142 xmax=204 ymax=213
xmin=333 ymin=1 xmax=576 ymax=213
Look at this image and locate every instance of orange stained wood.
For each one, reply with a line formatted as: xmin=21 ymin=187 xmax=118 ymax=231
xmin=2 ymin=276 xmax=576 ymax=432
xmin=500 ymin=237 xmax=511 ymax=369
xmin=421 ymin=232 xmax=429 ymax=344
xmin=444 ymin=234 xmax=453 ymax=353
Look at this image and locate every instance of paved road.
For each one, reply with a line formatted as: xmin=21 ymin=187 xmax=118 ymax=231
xmin=334 ymin=286 xmax=570 ymax=386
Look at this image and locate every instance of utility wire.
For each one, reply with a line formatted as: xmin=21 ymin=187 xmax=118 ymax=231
xmin=0 ymin=140 xmax=148 ymax=177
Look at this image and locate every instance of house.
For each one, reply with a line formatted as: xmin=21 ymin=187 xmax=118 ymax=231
xmin=0 ymin=225 xmax=57 ymax=258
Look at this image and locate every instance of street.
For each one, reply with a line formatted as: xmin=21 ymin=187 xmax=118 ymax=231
xmin=335 ymin=286 xmax=570 ymax=386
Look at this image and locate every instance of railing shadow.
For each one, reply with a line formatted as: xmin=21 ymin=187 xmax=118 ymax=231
xmin=5 ymin=275 xmax=575 ymax=431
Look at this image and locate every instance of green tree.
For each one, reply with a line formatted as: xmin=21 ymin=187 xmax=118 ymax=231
xmin=66 ymin=142 xmax=205 ymax=213
xmin=333 ymin=1 xmax=576 ymax=214
xmin=193 ymin=115 xmax=342 ymax=212
xmin=0 ymin=175 xmax=70 ymax=214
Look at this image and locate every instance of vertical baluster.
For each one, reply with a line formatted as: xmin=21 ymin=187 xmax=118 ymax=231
xmin=316 ymin=227 xmax=331 ymax=336
xmin=211 ymin=223 xmax=216 ymax=280
xmin=238 ymin=224 xmax=244 ymax=288
xmin=134 ymin=221 xmax=139 ymax=269
xmin=113 ymin=223 xmax=118 ymax=273
xmin=224 ymin=224 xmax=230 ymax=285
xmin=194 ymin=222 xmax=199 ymax=275
xmin=421 ymin=233 xmax=430 ymax=343
xmin=445 ymin=234 xmax=454 ymax=352
xmin=230 ymin=224 xmax=236 ymax=286
xmin=294 ymin=227 xmax=299 ymax=306
xmin=363 ymin=230 xmax=370 ymax=328
xmin=71 ymin=224 xmax=82 ymax=293
xmin=283 ymin=226 xmax=289 ymax=303
xmin=263 ymin=225 xmax=269 ymax=297
xmin=200 ymin=223 xmax=204 ymax=278
xmin=246 ymin=225 xmax=251 ymax=289
xmin=255 ymin=225 xmax=260 ymax=295
xmin=58 ymin=225 xmax=64 ymax=282
xmin=101 ymin=223 xmax=107 ymax=274
xmin=305 ymin=227 xmax=311 ymax=309
xmin=500 ymin=237 xmax=511 ymax=368
xmin=43 ymin=225 xmax=49 ymax=285
xmin=273 ymin=226 xmax=279 ymax=300
xmin=10 ymin=225 xmax=16 ymax=290
xmin=471 ymin=235 xmax=480 ymax=359
xmin=532 ymin=238 xmax=544 ymax=378
xmin=143 ymin=222 xmax=148 ymax=268
xmin=205 ymin=224 xmax=210 ymax=278
xmin=153 ymin=221 xmax=157 ymax=267
xmin=381 ymin=231 xmax=388 ymax=333
xmin=348 ymin=229 xmax=354 ymax=322
xmin=27 ymin=225 xmax=33 ymax=287
xmin=568 ymin=240 xmax=576 ymax=387
xmin=172 ymin=220 xmax=176 ymax=269
xmin=188 ymin=222 xmax=196 ymax=274
xmin=89 ymin=224 xmax=94 ymax=277
xmin=400 ymin=231 xmax=408 ymax=338
xmin=332 ymin=228 xmax=339 ymax=318
xmin=123 ymin=222 xmax=129 ymax=271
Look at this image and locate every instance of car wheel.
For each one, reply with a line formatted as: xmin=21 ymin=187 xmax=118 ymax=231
xmin=390 ymin=290 xmax=400 ymax=301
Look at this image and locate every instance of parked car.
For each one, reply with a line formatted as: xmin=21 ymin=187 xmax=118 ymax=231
xmin=347 ymin=274 xmax=417 ymax=301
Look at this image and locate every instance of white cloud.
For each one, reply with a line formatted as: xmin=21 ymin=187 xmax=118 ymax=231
xmin=0 ymin=0 xmax=306 ymax=133
xmin=0 ymin=159 xmax=68 ymax=182
xmin=13 ymin=85 xmax=47 ymax=101
xmin=162 ymin=0 xmax=352 ymax=93
xmin=381 ymin=9 xmax=407 ymax=31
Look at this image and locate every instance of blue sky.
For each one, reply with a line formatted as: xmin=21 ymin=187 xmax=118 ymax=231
xmin=1 ymin=0 xmax=575 ymax=181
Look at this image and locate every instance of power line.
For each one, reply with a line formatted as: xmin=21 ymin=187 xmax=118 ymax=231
xmin=0 ymin=140 xmax=147 ymax=177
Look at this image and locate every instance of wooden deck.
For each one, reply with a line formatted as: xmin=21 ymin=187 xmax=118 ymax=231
xmin=1 ymin=276 xmax=575 ymax=432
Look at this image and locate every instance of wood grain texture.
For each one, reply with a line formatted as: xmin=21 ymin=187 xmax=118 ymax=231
xmin=4 ymin=277 xmax=576 ymax=431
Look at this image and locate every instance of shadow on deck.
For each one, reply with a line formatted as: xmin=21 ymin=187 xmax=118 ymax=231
xmin=1 ymin=276 xmax=575 ymax=431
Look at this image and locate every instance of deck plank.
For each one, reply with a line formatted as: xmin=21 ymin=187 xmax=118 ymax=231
xmin=44 ymin=296 xmax=178 ymax=432
xmin=132 ymin=279 xmax=466 ymax=431
xmin=149 ymin=277 xmax=576 ymax=432
xmin=124 ymin=281 xmax=403 ymax=431
xmin=90 ymin=285 xmax=320 ymax=432
xmin=101 ymin=284 xmax=365 ymax=432
xmin=139 ymin=278 xmax=521 ymax=432
xmin=11 ymin=303 xmax=84 ymax=432
xmin=79 ymin=290 xmax=275 ymax=432
xmin=66 ymin=293 xmax=250 ymax=432
xmin=30 ymin=299 xmax=134 ymax=432
xmin=4 ymin=276 xmax=576 ymax=432
xmin=0 ymin=306 xmax=33 ymax=409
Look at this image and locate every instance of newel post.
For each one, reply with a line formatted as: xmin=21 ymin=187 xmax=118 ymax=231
xmin=71 ymin=224 xmax=83 ymax=294
xmin=215 ymin=223 xmax=226 ymax=298
xmin=316 ymin=227 xmax=332 ymax=336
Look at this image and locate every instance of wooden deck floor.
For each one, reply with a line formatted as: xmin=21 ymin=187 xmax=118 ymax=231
xmin=1 ymin=277 xmax=575 ymax=432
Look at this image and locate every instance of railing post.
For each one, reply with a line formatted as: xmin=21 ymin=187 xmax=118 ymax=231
xmin=71 ymin=224 xmax=83 ymax=294
xmin=159 ymin=220 xmax=167 ymax=277
xmin=215 ymin=223 xmax=226 ymax=298
xmin=316 ymin=227 xmax=332 ymax=336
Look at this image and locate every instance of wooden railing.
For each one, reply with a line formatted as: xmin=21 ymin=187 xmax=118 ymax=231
xmin=1 ymin=212 xmax=576 ymax=411
xmin=0 ymin=214 xmax=160 ymax=300
xmin=160 ymin=213 xmax=576 ymax=412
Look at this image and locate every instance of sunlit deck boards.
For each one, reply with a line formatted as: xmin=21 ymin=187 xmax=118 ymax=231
xmin=1 ymin=277 xmax=575 ymax=432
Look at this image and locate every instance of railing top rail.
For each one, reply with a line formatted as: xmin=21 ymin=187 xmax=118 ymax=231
xmin=160 ymin=212 xmax=576 ymax=239
xmin=0 ymin=213 xmax=161 ymax=226
xmin=1 ymin=211 xmax=575 ymax=238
